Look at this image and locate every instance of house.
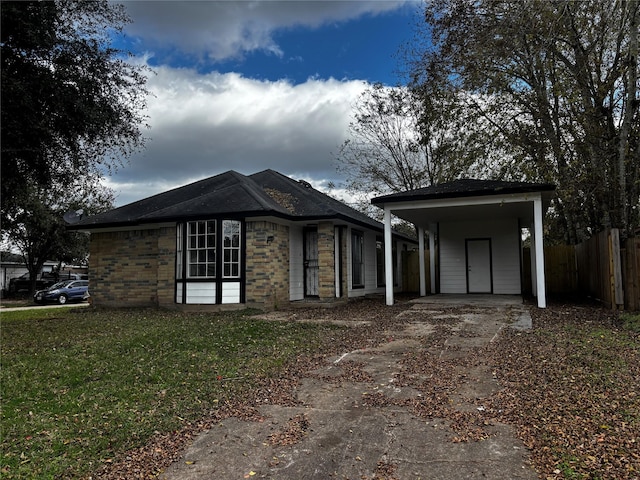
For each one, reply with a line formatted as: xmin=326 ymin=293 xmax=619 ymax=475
xmin=372 ymin=179 xmax=555 ymax=308
xmin=69 ymin=170 xmax=417 ymax=309
xmin=0 ymin=253 xmax=62 ymax=295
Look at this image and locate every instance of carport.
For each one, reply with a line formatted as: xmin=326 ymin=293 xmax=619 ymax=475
xmin=372 ymin=179 xmax=555 ymax=308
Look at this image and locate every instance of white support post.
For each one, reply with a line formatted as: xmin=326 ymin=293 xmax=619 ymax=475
xmin=334 ymin=226 xmax=340 ymax=298
xmin=530 ymin=222 xmax=537 ymax=297
xmin=384 ymin=207 xmax=394 ymax=306
xmin=418 ymin=226 xmax=426 ymax=296
xmin=533 ymin=196 xmax=546 ymax=308
xmin=428 ymin=223 xmax=436 ymax=294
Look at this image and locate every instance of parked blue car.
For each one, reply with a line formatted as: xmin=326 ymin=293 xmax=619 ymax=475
xmin=33 ymin=280 xmax=90 ymax=305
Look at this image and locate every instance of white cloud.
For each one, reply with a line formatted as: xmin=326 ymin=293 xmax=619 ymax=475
xmin=103 ymin=1 xmax=419 ymax=206
xmin=123 ymin=1 xmax=413 ymax=61
xmin=106 ymin=65 xmax=368 ymax=205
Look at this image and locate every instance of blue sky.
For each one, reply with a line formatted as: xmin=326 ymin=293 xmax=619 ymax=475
xmin=109 ymin=1 xmax=422 ymax=206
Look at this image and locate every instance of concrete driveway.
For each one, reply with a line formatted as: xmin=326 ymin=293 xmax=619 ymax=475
xmin=161 ymin=296 xmax=537 ymax=480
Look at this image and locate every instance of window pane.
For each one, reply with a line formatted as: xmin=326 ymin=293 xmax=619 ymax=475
xmin=352 ymin=231 xmax=364 ymax=286
xmin=184 ymin=220 xmax=218 ymax=278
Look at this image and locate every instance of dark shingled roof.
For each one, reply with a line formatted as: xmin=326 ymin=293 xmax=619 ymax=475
xmin=70 ymin=169 xmax=385 ymax=232
xmin=371 ymin=178 xmax=555 ymax=205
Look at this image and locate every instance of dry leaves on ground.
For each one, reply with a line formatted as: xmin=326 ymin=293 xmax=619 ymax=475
xmin=88 ymin=297 xmax=639 ymax=480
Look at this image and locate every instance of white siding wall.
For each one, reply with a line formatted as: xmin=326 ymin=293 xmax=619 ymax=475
xmin=348 ymin=227 xmax=385 ymax=298
xmin=288 ymin=224 xmax=413 ymax=301
xmin=439 ymin=218 xmax=521 ymax=294
xmin=289 ymin=226 xmax=304 ymax=301
xmin=221 ymin=282 xmax=241 ymax=304
xmin=184 ymin=282 xmax=217 ymax=304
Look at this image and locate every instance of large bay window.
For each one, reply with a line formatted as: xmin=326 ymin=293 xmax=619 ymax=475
xmin=176 ymin=219 xmax=243 ymax=304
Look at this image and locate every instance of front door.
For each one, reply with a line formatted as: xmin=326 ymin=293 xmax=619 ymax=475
xmin=304 ymin=228 xmax=319 ymax=297
xmin=466 ymin=238 xmax=492 ymax=293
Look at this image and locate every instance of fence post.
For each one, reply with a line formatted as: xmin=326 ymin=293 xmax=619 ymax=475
xmin=609 ymin=229 xmax=624 ymax=309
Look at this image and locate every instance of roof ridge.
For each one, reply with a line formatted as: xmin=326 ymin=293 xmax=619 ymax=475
xmin=234 ymin=175 xmax=292 ymax=214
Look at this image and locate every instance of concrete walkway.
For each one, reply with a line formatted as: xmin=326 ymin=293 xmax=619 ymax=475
xmin=0 ymin=302 xmax=90 ymax=312
xmin=161 ymin=299 xmax=538 ymax=480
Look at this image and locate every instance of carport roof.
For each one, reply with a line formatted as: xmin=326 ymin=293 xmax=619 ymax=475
xmin=371 ymin=179 xmax=555 ymax=226
xmin=371 ymin=179 xmax=555 ymax=205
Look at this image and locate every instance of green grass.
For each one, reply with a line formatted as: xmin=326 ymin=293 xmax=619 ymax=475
xmin=620 ymin=311 xmax=640 ymax=333
xmin=0 ymin=307 xmax=339 ymax=479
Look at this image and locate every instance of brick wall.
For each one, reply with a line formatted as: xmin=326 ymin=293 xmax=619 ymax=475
xmin=245 ymin=221 xmax=290 ymax=309
xmin=89 ymin=227 xmax=176 ymax=307
xmin=317 ymin=221 xmax=336 ymax=300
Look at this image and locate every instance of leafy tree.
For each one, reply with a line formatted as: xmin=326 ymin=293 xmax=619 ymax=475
xmin=410 ymin=0 xmax=639 ymax=243
xmin=1 ymin=0 xmax=148 ymax=227
xmin=3 ymin=180 xmax=114 ymax=295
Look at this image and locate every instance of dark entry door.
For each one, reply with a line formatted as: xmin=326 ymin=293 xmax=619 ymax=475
xmin=466 ymin=238 xmax=492 ymax=293
xmin=304 ymin=228 xmax=319 ymax=297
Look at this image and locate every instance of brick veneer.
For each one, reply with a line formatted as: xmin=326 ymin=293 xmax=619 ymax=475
xmin=317 ymin=221 xmax=336 ymax=299
xmin=88 ymin=227 xmax=176 ymax=307
xmin=88 ymin=221 xmax=355 ymax=309
xmin=245 ymin=221 xmax=290 ymax=309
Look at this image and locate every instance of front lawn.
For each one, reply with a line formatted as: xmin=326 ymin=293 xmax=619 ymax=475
xmin=2 ymin=300 xmax=639 ymax=480
xmin=0 ymin=307 xmax=341 ymax=479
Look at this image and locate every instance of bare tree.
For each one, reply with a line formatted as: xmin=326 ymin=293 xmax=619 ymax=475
xmin=410 ymin=0 xmax=639 ymax=242
xmin=335 ymin=82 xmax=485 ymax=199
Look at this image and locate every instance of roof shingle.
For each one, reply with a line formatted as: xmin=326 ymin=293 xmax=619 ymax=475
xmin=70 ymin=169 xmax=384 ymax=232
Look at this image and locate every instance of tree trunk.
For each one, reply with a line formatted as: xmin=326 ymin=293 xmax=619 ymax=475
xmin=618 ymin=0 xmax=638 ymax=239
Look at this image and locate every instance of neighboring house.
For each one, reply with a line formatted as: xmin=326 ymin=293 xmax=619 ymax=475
xmin=69 ymin=169 xmax=417 ymax=309
xmin=0 ymin=254 xmax=60 ymax=294
xmin=372 ymin=179 xmax=555 ymax=308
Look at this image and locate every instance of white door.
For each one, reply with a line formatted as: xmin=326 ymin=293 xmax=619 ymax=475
xmin=466 ymin=239 xmax=492 ymax=293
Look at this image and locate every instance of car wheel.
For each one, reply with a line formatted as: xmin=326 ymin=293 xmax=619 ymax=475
xmin=58 ymin=294 xmax=68 ymax=305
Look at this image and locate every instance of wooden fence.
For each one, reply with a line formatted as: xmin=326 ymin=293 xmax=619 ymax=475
xmin=622 ymin=237 xmax=640 ymax=311
xmin=575 ymin=229 xmax=624 ymax=310
xmin=402 ymin=250 xmax=430 ymax=293
xmin=522 ymin=245 xmax=578 ymax=294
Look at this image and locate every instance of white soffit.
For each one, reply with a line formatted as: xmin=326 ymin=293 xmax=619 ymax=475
xmin=387 ymin=192 xmax=543 ymax=226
